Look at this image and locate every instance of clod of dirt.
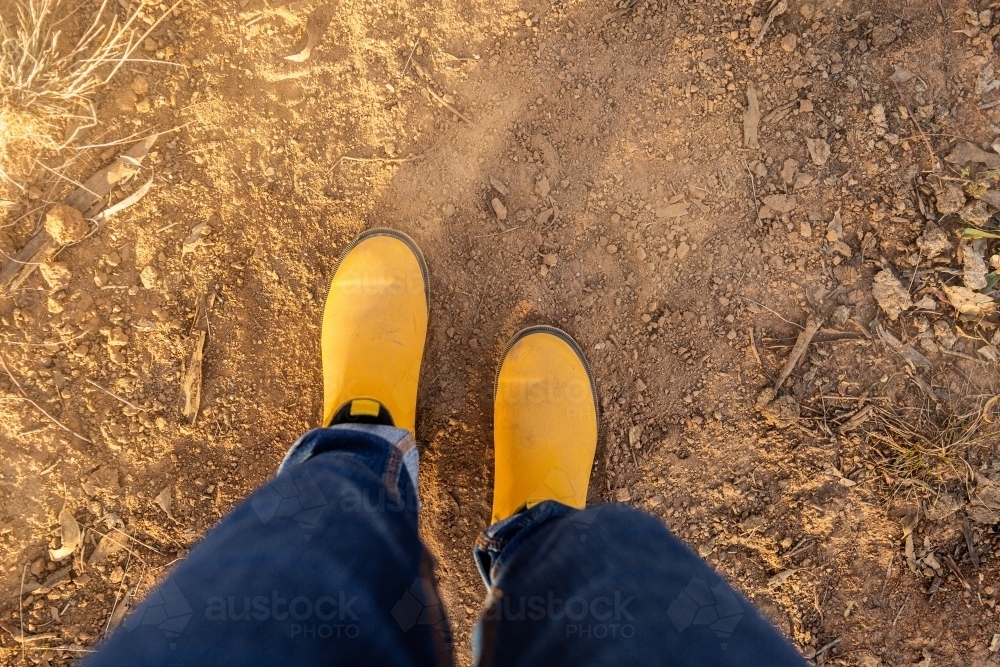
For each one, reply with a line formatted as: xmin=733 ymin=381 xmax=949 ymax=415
xmin=655 ymin=201 xmax=689 ymax=219
xmin=140 ymin=265 xmax=159 ymax=289
xmin=38 ymin=262 xmax=72 ymax=291
xmin=761 ymin=194 xmax=797 ymax=214
xmin=44 ymin=204 xmax=88 ymax=245
xmin=780 ymin=33 xmax=797 ymax=52
xmin=961 ymin=239 xmax=989 ymax=290
xmin=916 ymin=222 xmax=953 ymax=258
xmin=536 ymin=208 xmax=555 ymax=225
xmin=959 ymin=199 xmax=991 ymax=226
xmin=541 ymin=253 xmax=558 ymax=267
xmin=535 ymin=176 xmax=550 ymax=198
xmin=871 ymin=269 xmax=913 ymax=321
xmin=870 ymin=22 xmax=898 ymax=47
xmin=969 ymin=474 xmax=1000 ymax=524
xmin=942 ymin=284 xmax=997 ymax=317
xmin=606 ymin=244 xmax=618 ymax=254
xmin=932 ymin=181 xmax=966 ymax=216
xmin=490 ymin=197 xmax=508 ymax=221
xmin=891 ymin=66 xmax=913 ymax=83
xmin=755 ymin=388 xmax=800 ymax=428
xmin=806 ymin=137 xmax=830 ymax=166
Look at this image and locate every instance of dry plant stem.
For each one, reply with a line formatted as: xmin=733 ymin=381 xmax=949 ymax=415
xmin=426 ymin=87 xmax=472 ymax=123
xmin=774 ymin=315 xmax=822 ymax=391
xmin=746 ymin=0 xmax=787 ymax=54
xmin=19 ymin=564 xmax=25 ymax=662
xmin=85 ymin=378 xmax=146 ymax=411
xmin=0 ymin=352 xmax=92 ymax=443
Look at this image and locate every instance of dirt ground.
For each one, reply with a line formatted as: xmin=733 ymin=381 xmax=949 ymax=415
xmin=3 ymin=0 xmax=1000 ymax=664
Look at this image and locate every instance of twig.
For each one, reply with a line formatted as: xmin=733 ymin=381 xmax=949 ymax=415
xmin=944 ymin=554 xmax=971 ymax=590
xmin=774 ymin=315 xmax=823 ymax=391
xmin=472 ymin=226 xmax=524 ymax=239
xmin=401 ymin=35 xmax=419 ymax=79
xmin=426 ymin=87 xmax=472 ymax=124
xmin=813 ymin=637 xmax=842 ymax=658
xmin=746 ymin=0 xmax=787 ymax=55
xmin=0 ymin=353 xmax=92 ymax=443
xmin=85 ymin=379 xmax=146 ymax=411
xmin=748 ymin=326 xmax=773 ymax=382
xmin=892 ymin=595 xmax=908 ymax=626
xmin=737 ymin=296 xmax=805 ymax=330
xmin=744 ymin=162 xmax=762 ymax=226
xmin=19 ymin=565 xmax=26 ymax=663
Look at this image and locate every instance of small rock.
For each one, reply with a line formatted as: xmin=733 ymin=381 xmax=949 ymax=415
xmin=490 ymin=197 xmax=507 ymax=221
xmin=140 ymin=265 xmax=158 ymax=289
xmin=962 ymin=240 xmax=989 ymax=291
xmin=615 ymin=488 xmax=632 ymax=503
xmin=93 ymin=270 xmax=108 ymax=288
xmin=781 ymin=33 xmax=798 ymax=52
xmin=44 ymin=204 xmax=88 ymax=245
xmin=442 ymin=202 xmax=455 ymax=217
xmin=107 ymin=327 xmax=128 ymax=347
xmin=806 ymin=137 xmax=831 ymax=166
xmin=105 ymin=251 xmax=121 ymax=268
xmin=780 ymin=159 xmax=798 ymax=185
xmin=468 ymin=338 xmax=479 ymax=350
xmin=871 ymin=269 xmax=913 ymax=321
xmin=606 ymin=244 xmax=618 ymax=254
xmin=798 ymin=98 xmax=814 ymax=113
xmin=916 ymin=223 xmax=953 ymax=258
xmin=676 ymin=242 xmax=690 ymax=260
xmin=635 ymin=378 xmax=646 ymax=392
xmin=39 ymin=262 xmax=72 ymax=291
xmin=542 ymin=253 xmax=558 ymax=268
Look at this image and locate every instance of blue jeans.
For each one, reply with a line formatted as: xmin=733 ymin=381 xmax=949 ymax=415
xmin=87 ymin=426 xmax=806 ymax=666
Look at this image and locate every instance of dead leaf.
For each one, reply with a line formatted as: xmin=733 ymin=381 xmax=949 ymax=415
xmin=181 ymin=223 xmax=212 ymax=256
xmin=285 ymin=5 xmax=335 ymax=62
xmin=154 ymin=486 xmax=174 ymax=518
xmin=941 ymin=284 xmax=997 ymax=317
xmin=182 ymin=330 xmax=206 ymax=424
xmin=489 ymin=175 xmax=510 ymax=196
xmin=48 ymin=508 xmax=81 ymax=560
xmin=89 ymin=533 xmax=127 ymax=565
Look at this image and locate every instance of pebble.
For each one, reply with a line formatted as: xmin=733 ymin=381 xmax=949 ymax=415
xmin=676 ymin=242 xmax=690 ymax=260
xmin=606 ymin=244 xmax=618 ymax=254
xmin=781 ymin=34 xmax=798 ymax=52
xmin=491 ymin=198 xmax=507 ymax=221
xmin=442 ymin=202 xmax=455 ymax=217
xmin=542 ymin=253 xmax=559 ymax=267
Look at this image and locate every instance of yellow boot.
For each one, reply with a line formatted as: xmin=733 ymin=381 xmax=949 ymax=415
xmin=321 ymin=228 xmax=429 ymax=431
xmin=491 ymin=325 xmax=599 ymax=523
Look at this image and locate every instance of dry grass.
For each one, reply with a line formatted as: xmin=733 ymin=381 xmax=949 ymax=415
xmin=862 ymin=400 xmax=1000 ymax=490
xmin=0 ymin=0 xmax=170 ymax=201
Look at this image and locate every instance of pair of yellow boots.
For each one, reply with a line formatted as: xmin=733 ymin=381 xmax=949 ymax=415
xmin=321 ymin=229 xmax=598 ymax=523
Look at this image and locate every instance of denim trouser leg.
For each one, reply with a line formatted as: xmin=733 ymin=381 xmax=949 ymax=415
xmin=86 ymin=425 xmax=452 ymax=667
xmin=472 ymin=501 xmax=807 ymax=667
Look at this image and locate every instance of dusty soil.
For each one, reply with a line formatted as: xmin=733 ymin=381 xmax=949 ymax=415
xmin=3 ymin=0 xmax=1000 ymax=665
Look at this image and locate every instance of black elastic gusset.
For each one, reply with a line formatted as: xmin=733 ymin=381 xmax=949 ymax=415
xmin=328 ymin=401 xmax=395 ymax=427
